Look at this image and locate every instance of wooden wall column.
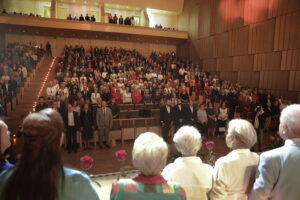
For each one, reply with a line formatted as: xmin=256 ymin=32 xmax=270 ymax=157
xmin=51 ymin=0 xmax=56 ymax=19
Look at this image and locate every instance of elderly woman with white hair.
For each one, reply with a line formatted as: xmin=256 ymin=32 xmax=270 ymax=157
xmin=210 ymin=119 xmax=259 ymax=200
xmin=110 ymin=132 xmax=186 ymax=200
xmin=162 ymin=126 xmax=213 ymax=200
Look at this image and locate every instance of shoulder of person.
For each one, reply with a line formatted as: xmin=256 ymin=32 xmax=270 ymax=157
xmin=64 ymin=167 xmax=90 ymax=182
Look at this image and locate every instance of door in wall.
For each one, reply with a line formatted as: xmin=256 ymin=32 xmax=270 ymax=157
xmin=57 ymin=7 xmax=68 ymax=19
xmin=43 ymin=6 xmax=51 ymax=18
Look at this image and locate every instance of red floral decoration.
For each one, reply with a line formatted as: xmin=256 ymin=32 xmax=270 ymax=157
xmin=205 ymin=141 xmax=215 ymax=150
xmin=80 ymin=155 xmax=94 ymax=170
xmin=115 ymin=150 xmax=127 ymax=161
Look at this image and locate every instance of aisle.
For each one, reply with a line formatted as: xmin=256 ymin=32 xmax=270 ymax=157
xmin=5 ymin=56 xmax=57 ymax=135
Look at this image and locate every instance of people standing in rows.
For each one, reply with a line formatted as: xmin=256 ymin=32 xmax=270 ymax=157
xmin=173 ymin=99 xmax=184 ymax=132
xmin=207 ymin=102 xmax=217 ymax=138
xmin=119 ymin=15 xmax=123 ymax=24
xmin=250 ymin=104 xmax=300 ymax=200
xmin=254 ymin=105 xmax=266 ymax=152
xmin=184 ymin=100 xmax=196 ymax=126
xmin=85 ymin=14 xmax=90 ymax=21
xmin=79 ymin=14 xmax=84 ymax=21
xmin=80 ymin=104 xmax=93 ymax=150
xmin=160 ymin=99 xmax=174 ymax=142
xmin=96 ymin=101 xmax=112 ymax=149
xmin=197 ymin=103 xmax=208 ymax=137
xmin=64 ymin=104 xmax=79 ymax=153
xmin=210 ymin=119 xmax=258 ymax=200
xmin=217 ymin=102 xmax=228 ymax=137
xmin=113 ymin=14 xmax=118 ymax=24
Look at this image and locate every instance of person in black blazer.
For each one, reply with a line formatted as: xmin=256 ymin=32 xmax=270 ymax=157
xmin=64 ymin=104 xmax=79 ymax=153
xmin=173 ymin=99 xmax=185 ymax=132
xmin=81 ymin=86 xmax=90 ymax=100
xmin=184 ymin=100 xmax=197 ymax=126
xmin=80 ymin=104 xmax=93 ymax=150
xmin=159 ymin=99 xmax=174 ymax=143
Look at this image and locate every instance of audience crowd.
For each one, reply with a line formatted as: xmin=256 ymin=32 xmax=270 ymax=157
xmin=0 ymin=43 xmax=44 ymax=116
xmin=108 ymin=13 xmax=135 ymax=25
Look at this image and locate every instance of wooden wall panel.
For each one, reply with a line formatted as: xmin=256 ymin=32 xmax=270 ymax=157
xmin=202 ymin=58 xmax=217 ymax=72
xmin=288 ymin=71 xmax=300 ymax=91
xmin=210 ymin=0 xmax=227 ymax=35
xmin=216 ymin=57 xmax=233 ymax=71
xmin=198 ymin=0 xmax=212 ymax=38
xmin=233 ymin=55 xmax=254 ymax=71
xmin=248 ymin=19 xmax=276 ymax=54
xmin=244 ymin=0 xmax=269 ymax=25
xmin=199 ymin=36 xmax=214 ymax=59
xmin=213 ymin=32 xmax=229 ymax=57
xmin=269 ymin=0 xmax=300 ymax=18
xmin=229 ymin=25 xmax=249 ymax=56
xmin=225 ymin=0 xmax=245 ymax=30
xmin=259 ymin=71 xmax=289 ymax=90
xmin=281 ymin=49 xmax=300 ymax=71
xmin=238 ymin=72 xmax=260 ymax=87
xmin=254 ymin=52 xmax=282 ymax=71
xmin=220 ymin=71 xmax=238 ymax=83
xmin=274 ymin=11 xmax=300 ymax=51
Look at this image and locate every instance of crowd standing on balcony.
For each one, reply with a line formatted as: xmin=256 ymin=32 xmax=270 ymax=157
xmin=0 ymin=43 xmax=45 ymax=117
xmin=108 ymin=13 xmax=135 ymax=25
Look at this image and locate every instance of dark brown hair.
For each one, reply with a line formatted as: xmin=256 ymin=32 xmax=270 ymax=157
xmin=3 ymin=112 xmax=64 ymax=200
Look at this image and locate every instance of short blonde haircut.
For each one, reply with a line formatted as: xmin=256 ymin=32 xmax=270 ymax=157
xmin=173 ymin=126 xmax=202 ymax=156
xmin=132 ymin=132 xmax=168 ymax=176
xmin=226 ymin=119 xmax=257 ymax=149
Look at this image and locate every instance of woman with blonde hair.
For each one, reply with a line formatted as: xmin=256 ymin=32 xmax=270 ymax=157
xmin=210 ymin=119 xmax=258 ymax=200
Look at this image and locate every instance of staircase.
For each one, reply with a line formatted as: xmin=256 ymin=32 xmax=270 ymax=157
xmin=5 ymin=56 xmax=57 ymax=135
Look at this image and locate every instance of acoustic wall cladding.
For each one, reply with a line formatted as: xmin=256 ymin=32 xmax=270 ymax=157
xmin=178 ymin=0 xmax=300 ymax=101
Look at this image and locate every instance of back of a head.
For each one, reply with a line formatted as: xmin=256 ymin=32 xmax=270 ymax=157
xmin=3 ymin=112 xmax=64 ymax=200
xmin=280 ymin=104 xmax=300 ymax=139
xmin=132 ymin=132 xmax=168 ymax=176
xmin=174 ymin=126 xmax=202 ymax=156
xmin=226 ymin=119 xmax=257 ymax=149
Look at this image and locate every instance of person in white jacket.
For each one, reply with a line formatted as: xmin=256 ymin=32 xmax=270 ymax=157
xmin=249 ymin=104 xmax=300 ymax=200
xmin=210 ymin=119 xmax=259 ymax=200
xmin=162 ymin=126 xmax=213 ymax=200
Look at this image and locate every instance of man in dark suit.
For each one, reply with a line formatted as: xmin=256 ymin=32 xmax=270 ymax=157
xmin=64 ymin=104 xmax=79 ymax=153
xmin=35 ymin=96 xmax=48 ymax=112
xmin=184 ymin=100 xmax=197 ymax=126
xmin=81 ymin=85 xmax=90 ymax=100
xmin=173 ymin=99 xmax=185 ymax=132
xmin=160 ymin=99 xmax=174 ymax=143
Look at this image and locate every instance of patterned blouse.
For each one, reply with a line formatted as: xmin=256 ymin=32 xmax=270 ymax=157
xmin=110 ymin=174 xmax=186 ymax=200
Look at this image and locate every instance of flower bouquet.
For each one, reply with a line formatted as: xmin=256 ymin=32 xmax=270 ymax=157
xmin=80 ymin=154 xmax=101 ymax=188
xmin=115 ymin=150 xmax=132 ymax=180
xmin=267 ymin=133 xmax=284 ymax=150
xmin=204 ymin=141 xmax=216 ymax=166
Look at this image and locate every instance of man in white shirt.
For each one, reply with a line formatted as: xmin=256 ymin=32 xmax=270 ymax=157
xmin=162 ymin=126 xmax=213 ymax=200
xmin=249 ymin=104 xmax=300 ymax=200
xmin=46 ymin=81 xmax=57 ymax=100
xmin=64 ymin=104 xmax=79 ymax=153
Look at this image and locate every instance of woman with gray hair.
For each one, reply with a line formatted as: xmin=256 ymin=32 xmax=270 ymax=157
xmin=110 ymin=132 xmax=186 ymax=200
xmin=162 ymin=126 xmax=213 ymax=200
xmin=210 ymin=119 xmax=259 ymax=200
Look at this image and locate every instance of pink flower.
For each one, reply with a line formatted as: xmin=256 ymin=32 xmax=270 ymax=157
xmin=205 ymin=141 xmax=215 ymax=150
xmin=269 ymin=136 xmax=276 ymax=141
xmin=80 ymin=155 xmax=94 ymax=169
xmin=115 ymin=150 xmax=127 ymax=161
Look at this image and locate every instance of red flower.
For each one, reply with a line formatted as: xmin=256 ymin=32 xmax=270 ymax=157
xmin=269 ymin=136 xmax=276 ymax=141
xmin=115 ymin=150 xmax=127 ymax=161
xmin=80 ymin=155 xmax=94 ymax=169
xmin=205 ymin=141 xmax=215 ymax=150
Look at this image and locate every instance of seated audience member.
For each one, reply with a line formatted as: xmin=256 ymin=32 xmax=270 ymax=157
xmin=79 ymin=14 xmax=84 ymax=21
xmin=110 ymin=132 xmax=186 ymax=200
xmin=250 ymin=104 xmax=300 ymax=200
xmin=162 ymin=126 xmax=213 ymax=200
xmin=85 ymin=14 xmax=90 ymax=21
xmin=67 ymin=14 xmax=72 ymax=20
xmin=0 ymin=110 xmax=99 ymax=200
xmin=91 ymin=15 xmax=96 ymax=22
xmin=119 ymin=15 xmax=123 ymax=24
xmin=35 ymin=96 xmax=48 ymax=112
xmin=210 ymin=119 xmax=258 ymax=200
xmin=122 ymin=87 xmax=132 ymax=104
xmin=132 ymin=88 xmax=142 ymax=104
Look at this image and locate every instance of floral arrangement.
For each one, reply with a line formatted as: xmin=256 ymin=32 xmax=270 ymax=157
xmin=204 ymin=141 xmax=216 ymax=166
xmin=267 ymin=133 xmax=284 ymax=150
xmin=80 ymin=155 xmax=94 ymax=171
xmin=115 ymin=150 xmax=132 ymax=180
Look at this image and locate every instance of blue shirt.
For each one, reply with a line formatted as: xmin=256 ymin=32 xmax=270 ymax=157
xmin=0 ymin=160 xmax=13 ymax=174
xmin=0 ymin=167 xmax=100 ymax=200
